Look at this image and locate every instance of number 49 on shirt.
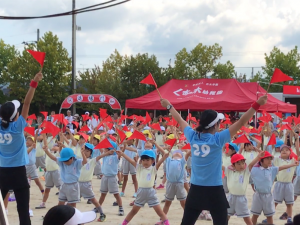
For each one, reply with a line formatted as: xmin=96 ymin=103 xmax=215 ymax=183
xmin=193 ymin=144 xmax=210 ymax=157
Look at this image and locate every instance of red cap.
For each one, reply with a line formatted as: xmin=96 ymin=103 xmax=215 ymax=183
xmin=231 ymin=154 xmax=245 ymax=164
xmin=260 ymin=151 xmax=274 ymax=160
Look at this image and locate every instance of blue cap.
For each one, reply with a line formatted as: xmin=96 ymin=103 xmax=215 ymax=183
xmin=141 ymin=150 xmax=155 ymax=159
xmin=59 ymin=148 xmax=76 ymax=162
xmin=85 ymin=143 xmax=94 ymax=157
xmin=108 ymin=140 xmax=117 ymax=150
xmin=229 ymin=143 xmax=239 ymax=152
xmin=275 ymin=140 xmax=284 ymax=148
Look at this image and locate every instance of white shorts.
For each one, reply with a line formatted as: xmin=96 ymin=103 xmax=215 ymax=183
xmin=35 ymin=156 xmax=46 ymax=169
xmin=79 ymin=181 xmax=95 ymax=199
xmin=59 ymin=182 xmax=80 ymax=203
xmin=45 ymin=170 xmax=61 ymax=189
xmin=26 ymin=164 xmax=38 ymax=180
xmin=293 ymin=176 xmax=300 ymax=196
xmin=273 ymin=182 xmax=294 ymax=204
xmin=135 ymin=188 xmax=159 ymax=207
xmin=251 ymin=192 xmax=275 ymax=216
xmin=122 ymin=159 xmax=136 ymax=175
xmin=227 ymin=194 xmax=250 ymax=218
xmin=100 ymin=176 xmax=119 ymax=194
xmin=165 ymin=182 xmax=186 ymax=201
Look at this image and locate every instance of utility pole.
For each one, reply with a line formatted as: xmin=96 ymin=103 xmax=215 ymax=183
xmin=71 ymin=0 xmax=76 ymax=115
xmin=37 ymin=29 xmax=40 ymax=42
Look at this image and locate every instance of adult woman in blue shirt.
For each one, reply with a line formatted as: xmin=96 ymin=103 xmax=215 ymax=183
xmin=161 ymin=95 xmax=267 ymax=225
xmin=0 ymin=72 xmax=43 ymax=225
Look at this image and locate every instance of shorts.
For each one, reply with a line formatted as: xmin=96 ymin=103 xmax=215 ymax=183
xmin=227 ymin=194 xmax=250 ymax=218
xmin=135 ymin=187 xmax=160 ymax=207
xmin=293 ymin=176 xmax=300 ymax=196
xmin=35 ymin=156 xmax=46 ymax=169
xmin=183 ymin=170 xmax=188 ymax=183
xmin=25 ymin=164 xmax=38 ymax=180
xmin=118 ymin=158 xmax=122 ymax=172
xmin=79 ymin=181 xmax=95 ymax=199
xmin=165 ymin=182 xmax=186 ymax=201
xmin=273 ymin=182 xmax=294 ymax=204
xmin=187 ymin=157 xmax=191 ymax=169
xmin=94 ymin=161 xmax=102 ymax=176
xmin=100 ymin=176 xmax=119 ymax=194
xmin=250 ymin=192 xmax=275 ymax=216
xmin=122 ymin=159 xmax=136 ymax=175
xmin=163 ymin=162 xmax=166 ymax=173
xmin=59 ymin=182 xmax=80 ymax=203
xmin=223 ymin=177 xmax=229 ymax=193
xmin=45 ymin=170 xmax=61 ymax=189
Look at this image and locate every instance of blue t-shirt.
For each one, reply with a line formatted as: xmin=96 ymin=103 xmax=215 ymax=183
xmin=184 ymin=126 xmax=231 ymax=186
xmin=124 ymin=145 xmax=137 ymax=159
xmin=102 ymin=154 xmax=119 ymax=176
xmin=251 ymin=166 xmax=279 ymax=193
xmin=27 ymin=148 xmax=36 ymax=165
xmin=57 ymin=158 xmax=83 ymax=183
xmin=0 ymin=116 xmax=28 ymax=167
xmin=165 ymin=157 xmax=186 ymax=183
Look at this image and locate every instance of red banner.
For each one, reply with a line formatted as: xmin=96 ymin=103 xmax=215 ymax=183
xmin=60 ymin=94 xmax=121 ymax=110
xmin=283 ymin=85 xmax=300 ymax=95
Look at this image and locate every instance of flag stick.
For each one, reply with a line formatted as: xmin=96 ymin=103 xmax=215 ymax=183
xmin=156 ymin=88 xmax=162 ymax=99
xmin=266 ymin=83 xmax=271 ymax=93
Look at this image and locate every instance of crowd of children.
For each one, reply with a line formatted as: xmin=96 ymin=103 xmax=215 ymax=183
xmin=3 ymin=107 xmax=300 ymax=225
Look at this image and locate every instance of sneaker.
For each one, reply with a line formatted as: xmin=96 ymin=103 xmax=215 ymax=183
xmin=113 ymin=201 xmax=118 ymax=206
xmin=35 ymin=203 xmax=46 ymax=209
xmin=29 ymin=209 xmax=34 ymax=217
xmin=97 ymin=175 xmax=102 ymax=179
xmin=118 ymin=209 xmax=124 ymax=216
xmin=156 ymin=184 xmax=165 ymax=190
xmin=119 ymin=183 xmax=123 ymax=188
xmin=8 ymin=193 xmax=16 ymax=202
xmin=5 ymin=209 xmax=8 ymax=216
xmin=287 ymin=218 xmax=293 ymax=224
xmin=120 ymin=192 xmax=125 ymax=197
xmin=87 ymin=199 xmax=92 ymax=204
xmin=129 ymin=201 xmax=135 ymax=206
xmin=133 ymin=193 xmax=137 ymax=198
xmin=204 ymin=212 xmax=212 ymax=221
xmin=98 ymin=213 xmax=106 ymax=222
xmin=155 ymin=221 xmax=163 ymax=225
xmin=280 ymin=212 xmax=288 ymax=220
xmin=56 ymin=192 xmax=59 ymax=195
xmin=198 ymin=212 xmax=205 ymax=220
xmin=261 ymin=219 xmax=267 ymax=224
xmin=93 ymin=208 xmax=99 ymax=213
xmin=161 ymin=199 xmax=166 ymax=203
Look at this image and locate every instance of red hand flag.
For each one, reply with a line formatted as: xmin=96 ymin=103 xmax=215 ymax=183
xmin=109 ymin=135 xmax=116 ymax=142
xmin=99 ymin=109 xmax=108 ymax=119
xmin=267 ymin=133 xmax=276 ymax=146
xmin=150 ymin=123 xmax=161 ymax=131
xmin=233 ymin=134 xmax=250 ymax=144
xmin=270 ymin=68 xmax=293 ymax=84
xmin=82 ymin=114 xmax=91 ymax=122
xmin=116 ymin=129 xmax=126 ymax=144
xmin=143 ymin=112 xmax=152 ymax=124
xmin=77 ymin=132 xmax=89 ymax=141
xmin=182 ymin=143 xmax=191 ymax=150
xmin=27 ymin=50 xmax=46 ymax=67
xmin=72 ymin=121 xmax=79 ymax=128
xmin=165 ymin=138 xmax=177 ymax=149
xmin=140 ymin=73 xmax=157 ymax=88
xmin=40 ymin=111 xmax=48 ymax=119
xmin=128 ymin=130 xmax=147 ymax=142
xmin=122 ymin=126 xmax=129 ymax=132
xmin=274 ymin=112 xmax=282 ymax=118
xmin=253 ymin=135 xmax=262 ymax=143
xmin=40 ymin=122 xmax=60 ymax=137
xmin=94 ymin=138 xmax=114 ymax=149
xmin=80 ymin=125 xmax=90 ymax=132
xmin=24 ymin=127 xmax=35 ymax=137
xmin=225 ymin=143 xmax=229 ymax=153
xmin=27 ymin=114 xmax=37 ymax=120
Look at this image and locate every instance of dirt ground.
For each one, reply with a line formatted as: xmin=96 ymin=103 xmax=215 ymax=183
xmin=6 ymin=167 xmax=299 ymax=225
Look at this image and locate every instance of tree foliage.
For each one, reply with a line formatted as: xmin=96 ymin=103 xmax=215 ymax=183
xmin=3 ymin=32 xmax=71 ymax=110
xmin=0 ymin=39 xmax=17 ymax=85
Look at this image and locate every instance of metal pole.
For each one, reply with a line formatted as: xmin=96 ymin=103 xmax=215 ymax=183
xmin=71 ymin=0 xmax=76 ymax=115
xmin=37 ymin=29 xmax=40 ymax=42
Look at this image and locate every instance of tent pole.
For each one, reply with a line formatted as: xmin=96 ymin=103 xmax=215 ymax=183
xmin=154 ymin=110 xmax=156 ymax=119
xmin=125 ymin=108 xmax=128 ymax=125
xmin=188 ymin=109 xmax=190 ymax=124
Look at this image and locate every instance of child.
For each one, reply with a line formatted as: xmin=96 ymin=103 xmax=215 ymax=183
xmin=162 ymin=150 xmax=189 ymax=218
xmin=117 ymin=150 xmax=170 ymax=225
xmin=272 ymin=139 xmax=284 ymax=158
xmin=79 ymin=143 xmax=106 ymax=222
xmin=35 ymin=130 xmax=46 ymax=179
xmin=120 ymin=137 xmax=138 ymax=198
xmin=97 ymin=140 xmax=124 ymax=216
xmin=90 ymin=133 xmax=102 ymax=179
xmin=222 ymin=142 xmax=238 ymax=193
xmin=250 ymin=151 xmax=298 ymax=225
xmin=43 ymin=145 xmax=87 ymax=207
xmin=224 ymin=151 xmax=264 ymax=225
xmin=36 ymin=134 xmax=61 ymax=209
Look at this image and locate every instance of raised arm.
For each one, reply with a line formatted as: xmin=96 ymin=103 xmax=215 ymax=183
xmin=21 ymin=72 xmax=43 ymax=120
xmin=248 ymin=149 xmax=264 ymax=171
xmin=66 ymin=127 xmax=77 ymax=146
xmin=279 ymin=160 xmax=299 ymax=171
xmin=43 ymin=145 xmax=57 ymax=161
xmin=116 ymin=151 xmax=137 ymax=167
xmin=229 ymin=95 xmax=267 ymax=138
xmin=185 ymin=150 xmax=191 ymax=161
xmin=27 ymin=143 xmax=36 ymax=154
xmin=160 ymin=99 xmax=189 ymax=132
xmin=156 ymin=151 xmax=168 ymax=170
xmin=80 ymin=147 xmax=87 ymax=165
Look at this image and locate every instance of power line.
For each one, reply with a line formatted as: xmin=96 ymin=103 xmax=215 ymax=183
xmin=0 ymin=0 xmax=130 ymax=20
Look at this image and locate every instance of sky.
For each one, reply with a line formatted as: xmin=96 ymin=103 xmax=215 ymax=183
xmin=0 ymin=0 xmax=300 ymax=78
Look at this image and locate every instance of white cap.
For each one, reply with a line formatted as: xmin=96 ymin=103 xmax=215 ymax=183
xmin=85 ymin=112 xmax=90 ymax=115
xmin=160 ymin=126 xmax=165 ymax=131
xmin=10 ymin=100 xmax=20 ymax=121
xmin=69 ymin=129 xmax=74 ymax=134
xmin=107 ymin=129 xmax=115 ymax=135
xmin=205 ymin=113 xmax=225 ymax=129
xmin=65 ymin=208 xmax=96 ymax=225
xmin=143 ymin=126 xmax=150 ymax=130
xmin=129 ymin=121 xmax=134 ymax=126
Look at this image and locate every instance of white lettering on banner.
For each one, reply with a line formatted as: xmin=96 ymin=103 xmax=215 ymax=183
xmin=193 ymin=144 xmax=211 ymax=157
xmin=0 ymin=133 xmax=12 ymax=144
xmin=206 ymin=83 xmax=219 ymax=86
xmin=88 ymin=95 xmax=94 ymax=102
xmin=173 ymin=88 xmax=223 ymax=97
xmin=173 ymin=89 xmax=183 ymax=96
xmin=77 ymin=95 xmax=83 ymax=102
xmin=192 ymin=82 xmax=204 ymax=86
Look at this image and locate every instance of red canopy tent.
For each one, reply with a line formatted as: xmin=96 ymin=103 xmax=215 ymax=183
xmin=125 ymin=78 xmax=296 ymax=113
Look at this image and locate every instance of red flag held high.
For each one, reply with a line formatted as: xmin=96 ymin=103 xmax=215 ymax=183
xmin=40 ymin=111 xmax=48 ymax=119
xmin=116 ymin=129 xmax=126 ymax=144
xmin=143 ymin=112 xmax=152 ymax=124
xmin=233 ymin=134 xmax=250 ymax=144
xmin=165 ymin=139 xmax=177 ymax=149
xmin=225 ymin=143 xmax=229 ymax=153
xmin=80 ymin=125 xmax=90 ymax=132
xmin=274 ymin=112 xmax=282 ymax=118
xmin=267 ymin=133 xmax=276 ymax=146
xmin=150 ymin=123 xmax=161 ymax=131
xmin=82 ymin=114 xmax=90 ymax=122
xmin=128 ymin=130 xmax=147 ymax=142
xmin=27 ymin=50 xmax=46 ymax=67
xmin=40 ymin=122 xmax=60 ymax=137
xmin=270 ymin=68 xmax=293 ymax=84
xmin=253 ymin=135 xmax=262 ymax=143
xmin=122 ymin=126 xmax=129 ymax=132
xmin=140 ymin=73 xmax=157 ymax=88
xmin=182 ymin=143 xmax=191 ymax=150
xmin=24 ymin=127 xmax=35 ymax=137
xmin=94 ymin=138 xmax=114 ymax=149
xmin=99 ymin=109 xmax=108 ymax=119
xmin=27 ymin=114 xmax=37 ymax=120
xmin=77 ymin=132 xmax=89 ymax=141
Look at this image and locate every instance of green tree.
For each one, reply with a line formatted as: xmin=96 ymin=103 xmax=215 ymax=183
xmin=262 ymin=46 xmax=300 ymax=92
xmin=3 ymin=32 xmax=71 ymax=111
xmin=211 ymin=61 xmax=235 ymax=79
xmin=0 ymin=39 xmax=17 ymax=85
